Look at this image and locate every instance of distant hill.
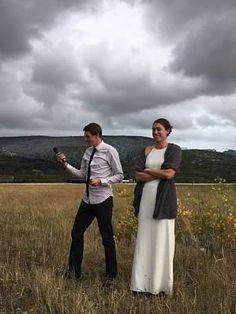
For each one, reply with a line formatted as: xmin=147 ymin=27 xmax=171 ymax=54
xmin=223 ymin=149 xmax=236 ymax=156
xmin=0 ymin=136 xmax=236 ymax=183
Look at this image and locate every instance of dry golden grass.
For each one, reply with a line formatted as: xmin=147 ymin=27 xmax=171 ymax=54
xmin=0 ymin=184 xmax=235 ymax=313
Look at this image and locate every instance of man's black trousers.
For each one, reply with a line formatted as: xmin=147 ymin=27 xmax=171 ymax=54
xmin=68 ymin=196 xmax=117 ymax=278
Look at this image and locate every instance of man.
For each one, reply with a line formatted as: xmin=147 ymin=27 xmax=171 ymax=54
xmin=56 ymin=123 xmax=124 ymax=285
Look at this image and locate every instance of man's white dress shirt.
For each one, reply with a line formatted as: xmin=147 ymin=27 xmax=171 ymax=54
xmin=65 ymin=140 xmax=124 ymax=204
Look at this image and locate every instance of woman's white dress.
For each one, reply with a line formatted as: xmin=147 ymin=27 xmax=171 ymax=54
xmin=131 ymin=147 xmax=175 ymax=295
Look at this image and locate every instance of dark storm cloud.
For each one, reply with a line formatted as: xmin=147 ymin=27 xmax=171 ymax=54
xmin=99 ymin=103 xmax=196 ymax=131
xmin=25 ymin=49 xmax=84 ymax=107
xmin=79 ymin=82 xmax=200 ymax=116
xmin=32 ymin=57 xmax=79 ymax=89
xmin=24 ymin=40 xmax=201 ymax=116
xmin=77 ymin=42 xmax=202 ymax=116
xmin=144 ymin=0 xmax=236 ymax=40
xmin=145 ymin=0 xmax=236 ymax=96
xmin=0 ymin=65 xmax=46 ymax=130
xmin=169 ymin=14 xmax=236 ymax=93
xmin=0 ymin=0 xmax=97 ymax=59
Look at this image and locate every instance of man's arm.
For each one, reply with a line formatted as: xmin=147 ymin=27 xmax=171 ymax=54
xmin=65 ymin=160 xmax=87 ymax=179
xmin=100 ymin=149 xmax=124 ymax=186
xmin=56 ymin=152 xmax=86 ymax=179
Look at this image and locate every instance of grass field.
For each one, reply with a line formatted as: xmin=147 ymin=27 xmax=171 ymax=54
xmin=0 ymin=184 xmax=235 ymax=313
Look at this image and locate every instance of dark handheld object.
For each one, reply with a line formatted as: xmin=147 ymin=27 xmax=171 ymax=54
xmin=53 ymin=147 xmax=87 ymax=184
xmin=53 ymin=147 xmax=66 ymax=162
xmin=53 ymin=147 xmax=59 ymax=154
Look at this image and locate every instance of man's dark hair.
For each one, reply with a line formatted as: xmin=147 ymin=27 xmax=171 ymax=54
xmin=83 ymin=123 xmax=102 ymax=137
xmin=153 ymin=118 xmax=172 ymax=136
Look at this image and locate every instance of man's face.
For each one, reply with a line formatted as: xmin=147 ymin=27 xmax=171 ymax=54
xmin=84 ymin=131 xmax=100 ymax=146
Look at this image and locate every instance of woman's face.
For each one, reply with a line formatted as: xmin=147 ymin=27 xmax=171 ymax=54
xmin=152 ymin=123 xmax=169 ymax=142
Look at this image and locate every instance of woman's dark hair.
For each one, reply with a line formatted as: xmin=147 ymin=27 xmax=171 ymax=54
xmin=153 ymin=118 xmax=172 ymax=136
xmin=83 ymin=123 xmax=102 ymax=137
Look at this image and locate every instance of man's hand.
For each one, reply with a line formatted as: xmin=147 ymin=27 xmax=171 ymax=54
xmin=56 ymin=153 xmax=67 ymax=165
xmin=90 ymin=178 xmax=101 ymax=186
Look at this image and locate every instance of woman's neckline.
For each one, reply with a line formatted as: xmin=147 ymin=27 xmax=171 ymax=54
xmin=153 ymin=143 xmax=169 ymax=150
xmin=153 ymin=145 xmax=168 ymax=150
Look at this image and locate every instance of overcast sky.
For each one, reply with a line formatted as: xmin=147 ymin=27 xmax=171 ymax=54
xmin=0 ymin=0 xmax=235 ymax=151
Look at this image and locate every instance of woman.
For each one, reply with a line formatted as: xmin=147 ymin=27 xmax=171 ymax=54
xmin=131 ymin=118 xmax=182 ymax=296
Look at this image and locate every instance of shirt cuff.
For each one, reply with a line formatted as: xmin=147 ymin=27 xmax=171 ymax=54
xmin=65 ymin=163 xmax=71 ymax=169
xmin=100 ymin=178 xmax=109 ymax=187
xmin=64 ymin=162 xmax=73 ymax=171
